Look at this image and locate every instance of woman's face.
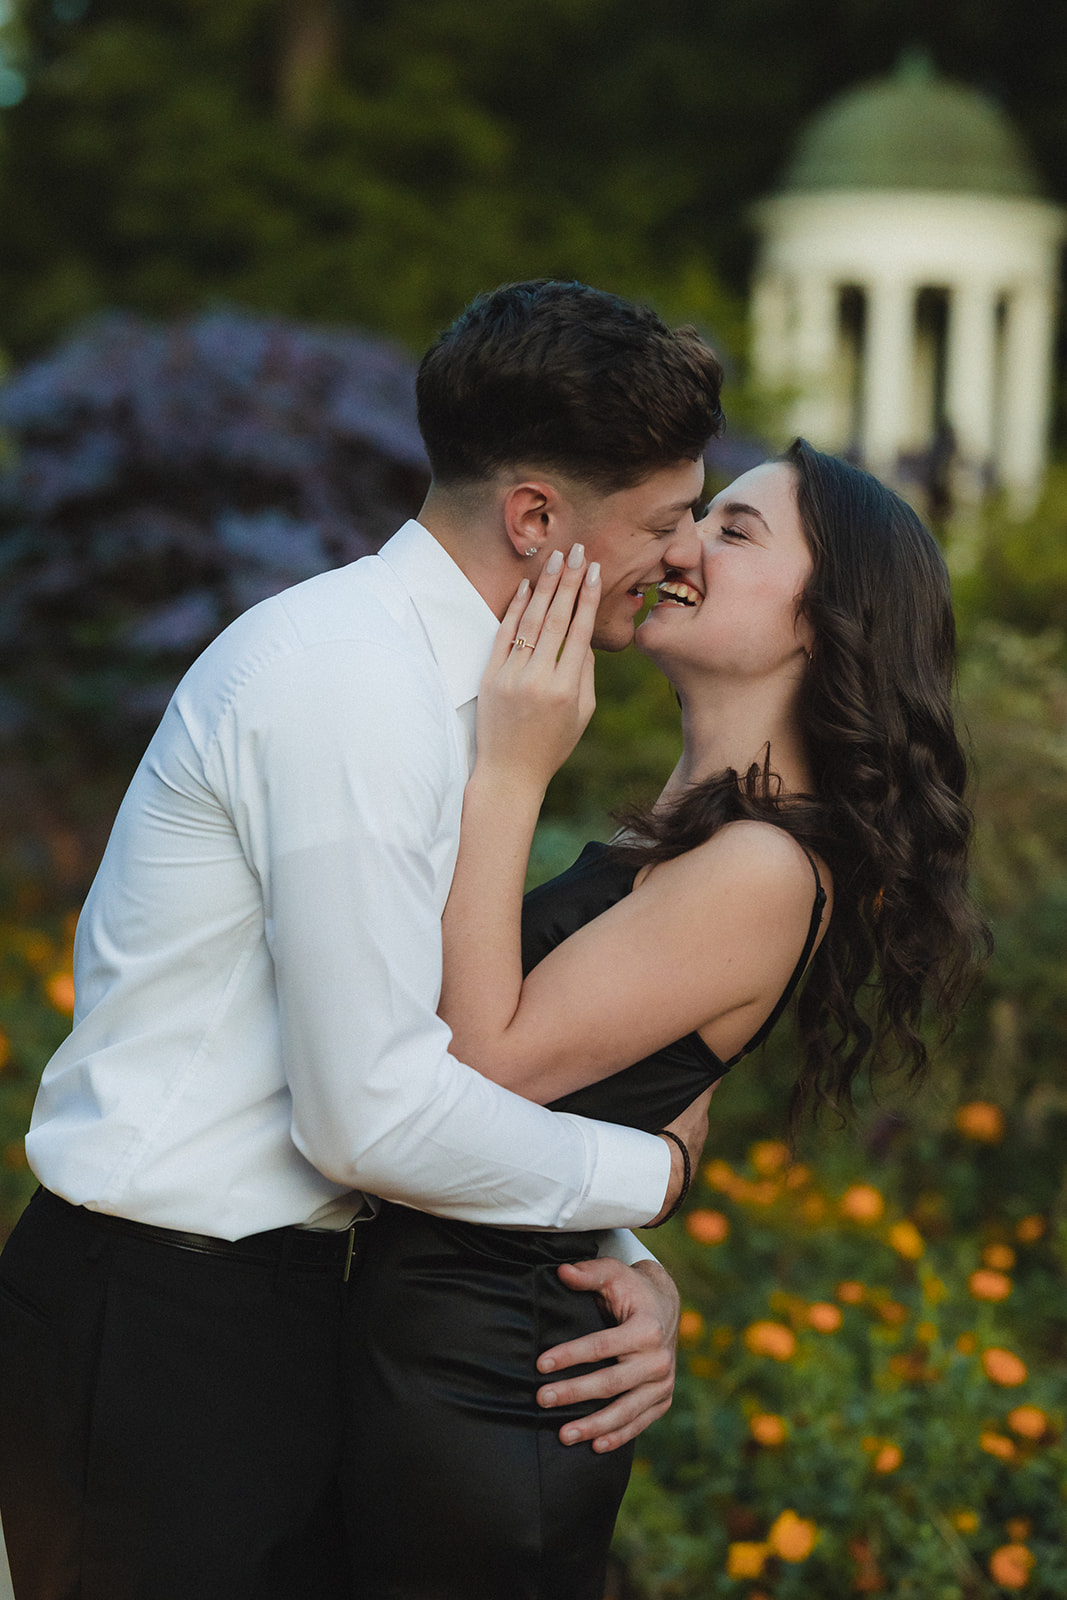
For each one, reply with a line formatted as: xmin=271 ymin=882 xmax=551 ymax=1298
xmin=635 ymin=461 xmax=814 ymax=683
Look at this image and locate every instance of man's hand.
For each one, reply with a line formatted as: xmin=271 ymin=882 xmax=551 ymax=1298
xmin=535 ymin=1257 xmax=680 ymax=1453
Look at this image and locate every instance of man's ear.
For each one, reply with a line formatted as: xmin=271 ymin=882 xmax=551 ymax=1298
xmin=502 ymin=480 xmax=568 ymax=561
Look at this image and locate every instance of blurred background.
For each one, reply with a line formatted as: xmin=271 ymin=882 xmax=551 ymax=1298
xmin=1 ymin=2 xmax=1067 ymax=1594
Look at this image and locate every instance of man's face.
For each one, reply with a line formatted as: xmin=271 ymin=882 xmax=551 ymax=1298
xmin=564 ymin=459 xmax=708 ymax=650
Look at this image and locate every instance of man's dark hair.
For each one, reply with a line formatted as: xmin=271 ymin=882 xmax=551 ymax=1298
xmin=416 ymin=280 xmax=725 ymax=492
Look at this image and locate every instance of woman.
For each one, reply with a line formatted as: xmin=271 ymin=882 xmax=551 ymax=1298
xmin=345 ymin=441 xmax=987 ymax=1598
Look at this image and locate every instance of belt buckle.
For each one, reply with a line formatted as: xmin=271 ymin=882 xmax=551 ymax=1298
xmin=342 ymin=1225 xmax=357 ymax=1284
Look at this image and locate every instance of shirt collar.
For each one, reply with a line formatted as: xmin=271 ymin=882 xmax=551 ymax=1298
xmin=377 ymin=520 xmax=500 ymax=710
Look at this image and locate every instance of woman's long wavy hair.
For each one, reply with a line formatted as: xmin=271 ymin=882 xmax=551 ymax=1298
xmin=615 ymin=438 xmax=990 ymax=1129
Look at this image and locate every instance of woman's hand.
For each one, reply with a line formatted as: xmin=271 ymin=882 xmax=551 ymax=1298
xmin=474 ymin=544 xmax=600 ymax=796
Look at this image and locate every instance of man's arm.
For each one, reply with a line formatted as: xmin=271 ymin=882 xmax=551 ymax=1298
xmin=209 ymin=635 xmax=676 ymax=1230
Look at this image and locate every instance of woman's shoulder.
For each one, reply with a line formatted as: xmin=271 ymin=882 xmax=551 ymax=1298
xmin=638 ymin=818 xmax=831 ymax=921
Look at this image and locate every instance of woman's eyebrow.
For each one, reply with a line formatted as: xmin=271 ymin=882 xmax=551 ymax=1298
xmin=717 ymin=500 xmax=771 ymax=530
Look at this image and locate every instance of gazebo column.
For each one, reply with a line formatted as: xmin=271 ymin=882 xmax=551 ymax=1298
xmin=861 ymin=278 xmax=914 ymax=478
xmin=789 ymin=273 xmax=839 ymax=445
xmin=945 ymin=278 xmax=998 ymax=489
xmin=997 ymin=281 xmax=1057 ymax=514
xmin=750 ymin=271 xmax=791 ymax=387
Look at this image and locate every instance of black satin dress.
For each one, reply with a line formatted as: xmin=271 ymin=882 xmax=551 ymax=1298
xmin=344 ymin=843 xmax=825 ymax=1600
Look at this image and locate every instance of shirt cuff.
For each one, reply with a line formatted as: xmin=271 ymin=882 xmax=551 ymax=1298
xmin=562 ymin=1117 xmax=672 ymax=1231
xmin=596 ymin=1228 xmax=658 ymax=1266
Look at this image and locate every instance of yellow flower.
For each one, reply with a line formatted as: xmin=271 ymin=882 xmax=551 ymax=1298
xmin=982 ymin=1347 xmax=1028 ymax=1387
xmin=916 ymin=1321 xmax=938 ymax=1343
xmin=726 ymin=1541 xmax=768 ymax=1579
xmin=836 ymin=1280 xmax=865 ymax=1304
xmin=806 ymin=1302 xmax=842 ymax=1333
xmin=677 ymin=1309 xmax=704 ymax=1343
xmin=952 ymin=1510 xmax=980 ymax=1533
xmin=767 ymin=1509 xmax=818 ymax=1562
xmin=743 ymin=1321 xmax=797 ymax=1361
xmin=979 ymin=1431 xmax=1017 ymax=1461
xmin=1007 ymin=1406 xmax=1046 ymax=1440
xmin=873 ymin=1443 xmax=902 ymax=1473
xmin=750 ymin=1140 xmax=790 ymax=1175
xmin=988 ymin=1543 xmax=1034 ymax=1588
xmin=887 ymin=1220 xmax=924 ymax=1259
xmin=954 ymin=1101 xmax=1005 ymax=1142
xmin=685 ymin=1208 xmax=729 ymax=1246
xmin=749 ymin=1413 xmax=787 ymax=1447
xmin=840 ymin=1184 xmax=885 ymax=1223
xmin=1015 ymin=1215 xmax=1045 ymax=1244
xmin=969 ymin=1269 xmax=1012 ymax=1302
xmin=983 ymin=1243 xmax=1016 ymax=1271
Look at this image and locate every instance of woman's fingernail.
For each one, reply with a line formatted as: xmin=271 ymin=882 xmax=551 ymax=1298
xmin=546 ymin=550 xmax=564 ymax=575
xmin=567 ymin=543 xmax=585 ymax=569
xmin=586 ymin=562 xmax=600 ymax=586
xmin=517 ymin=578 xmax=530 ymax=597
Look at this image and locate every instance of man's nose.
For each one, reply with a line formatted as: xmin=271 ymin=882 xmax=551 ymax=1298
xmin=660 ymin=516 xmax=702 ymax=574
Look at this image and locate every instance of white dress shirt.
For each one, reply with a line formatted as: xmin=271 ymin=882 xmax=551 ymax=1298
xmin=27 ymin=521 xmax=670 ymax=1244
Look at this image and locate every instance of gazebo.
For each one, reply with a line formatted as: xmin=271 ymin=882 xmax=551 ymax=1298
xmin=749 ymin=53 xmax=1065 ymax=511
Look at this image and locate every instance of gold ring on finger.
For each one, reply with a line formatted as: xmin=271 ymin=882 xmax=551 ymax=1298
xmin=513 ymin=637 xmax=535 ymax=649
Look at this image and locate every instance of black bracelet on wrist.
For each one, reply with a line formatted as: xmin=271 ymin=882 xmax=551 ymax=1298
xmin=647 ymin=1129 xmax=691 ymax=1228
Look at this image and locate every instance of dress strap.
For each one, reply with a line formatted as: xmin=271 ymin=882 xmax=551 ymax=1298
xmin=728 ymin=849 xmax=827 ymax=1065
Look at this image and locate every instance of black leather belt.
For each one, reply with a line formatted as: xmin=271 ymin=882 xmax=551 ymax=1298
xmin=38 ymin=1187 xmax=370 ymax=1282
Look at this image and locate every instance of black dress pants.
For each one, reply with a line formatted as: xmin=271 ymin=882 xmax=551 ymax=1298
xmin=0 ymin=1189 xmax=356 ymax=1600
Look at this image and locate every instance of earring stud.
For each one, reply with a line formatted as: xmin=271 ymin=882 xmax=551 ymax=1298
xmin=523 ymin=546 xmax=538 ymax=558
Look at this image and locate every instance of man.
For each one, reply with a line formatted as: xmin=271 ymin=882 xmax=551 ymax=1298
xmin=0 ymin=280 xmax=725 ymax=1597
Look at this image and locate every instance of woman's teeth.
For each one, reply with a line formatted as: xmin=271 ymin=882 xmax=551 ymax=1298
xmin=657 ymin=580 xmax=701 ymax=607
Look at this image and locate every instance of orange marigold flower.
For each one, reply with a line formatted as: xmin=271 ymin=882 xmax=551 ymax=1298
xmin=988 ymin=1543 xmax=1034 ymax=1588
xmin=806 ymin=1302 xmax=842 ymax=1333
xmin=1006 ymin=1518 xmax=1032 ymax=1541
xmin=1016 ymin=1215 xmax=1045 ymax=1244
xmin=1007 ymin=1406 xmax=1046 ymax=1440
xmin=46 ymin=972 xmax=76 ymax=1015
xmin=836 ymin=1280 xmax=865 ymax=1304
xmin=840 ymin=1184 xmax=885 ymax=1223
xmin=916 ymin=1321 xmax=938 ymax=1343
xmin=954 ymin=1101 xmax=1005 ymax=1143
xmin=922 ymin=1275 xmax=947 ymax=1304
xmin=873 ymin=1443 xmax=902 ymax=1473
xmin=956 ymin=1333 xmax=976 ymax=1355
xmin=784 ymin=1162 xmax=811 ymax=1189
xmin=677 ymin=1309 xmax=704 ymax=1343
xmin=750 ymin=1140 xmax=790 ymax=1175
xmin=703 ymin=1159 xmax=736 ymax=1193
xmin=767 ymin=1509 xmax=818 ymax=1562
xmin=952 ymin=1510 xmax=979 ymax=1533
xmin=800 ymin=1194 xmax=827 ymax=1222
xmin=982 ymin=1347 xmax=1028 ymax=1386
xmin=887 ymin=1220 xmax=924 ymax=1259
xmin=983 ymin=1243 xmax=1016 ymax=1271
xmin=969 ymin=1269 xmax=1012 ymax=1303
xmin=749 ymin=1412 xmax=788 ymax=1447
xmin=979 ymin=1431 xmax=1017 ymax=1461
xmin=685 ymin=1208 xmax=729 ymax=1246
xmin=876 ymin=1300 xmax=908 ymax=1325
xmin=743 ymin=1320 xmax=797 ymax=1361
xmin=726 ymin=1541 xmax=768 ymax=1579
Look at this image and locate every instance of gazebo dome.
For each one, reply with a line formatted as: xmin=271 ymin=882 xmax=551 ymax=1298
xmin=781 ymin=51 xmax=1042 ymax=198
